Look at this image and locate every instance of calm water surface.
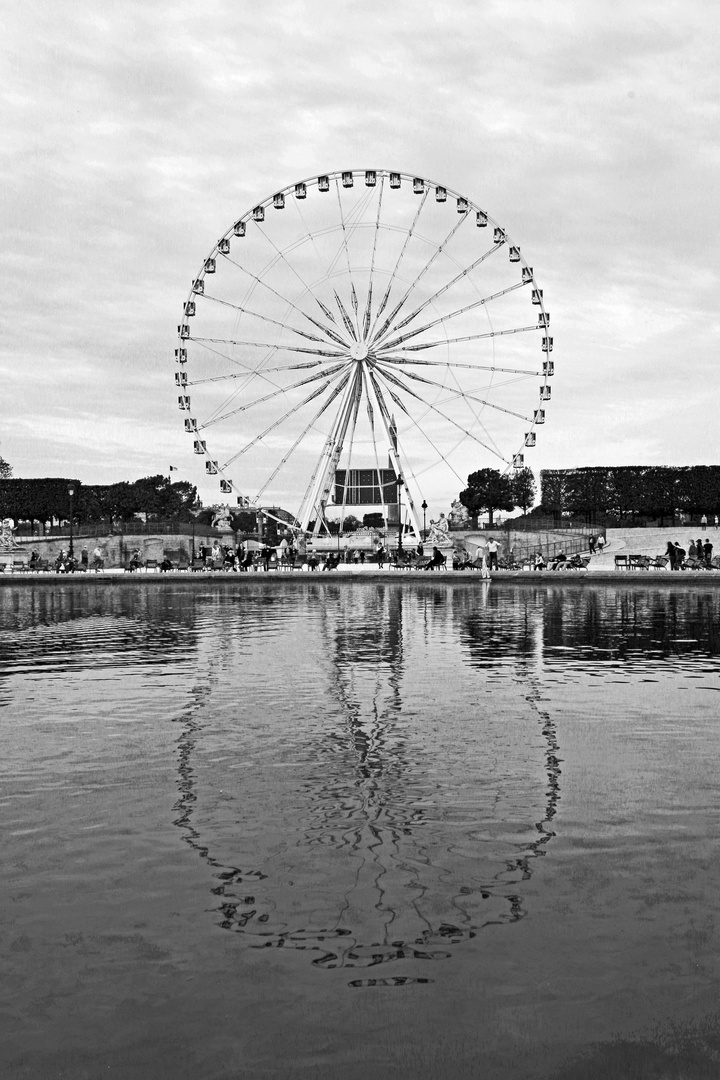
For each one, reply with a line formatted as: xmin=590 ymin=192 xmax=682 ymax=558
xmin=2 ymin=581 xmax=720 ymax=1079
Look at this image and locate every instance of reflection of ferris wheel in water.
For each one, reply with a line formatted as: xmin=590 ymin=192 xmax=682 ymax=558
xmin=175 ymin=169 xmax=553 ymax=536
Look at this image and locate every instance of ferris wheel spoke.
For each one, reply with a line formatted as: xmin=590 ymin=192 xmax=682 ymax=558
xmin=378 ymin=354 xmax=541 ymax=376
xmin=386 ymin=324 xmax=540 ymax=352
xmin=253 ymin=222 xmax=355 ymax=348
xmin=201 ymin=291 xmax=342 ymax=348
xmin=222 ymin=371 xmax=352 ymax=470
xmin=369 ymin=366 xmax=510 ymax=466
xmin=370 ymin=210 xmax=470 ymax=346
xmin=193 ymin=336 xmax=345 ymax=358
xmin=379 ymin=281 xmax=526 ymax=351
xmin=199 ymin=362 xmax=349 ymax=430
xmin=192 ymin=359 xmax=325 ymax=384
xmin=222 ymin=252 xmax=352 ymax=350
xmin=367 ymin=369 xmax=472 ymax=486
xmin=369 ymin=188 xmax=430 ymax=334
xmin=362 ymin=177 xmax=385 ymax=339
xmin=377 ymin=239 xmax=508 ymax=338
xmin=374 ymin=362 xmax=534 ymax=423
xmin=256 ymin=387 xmax=354 ymax=502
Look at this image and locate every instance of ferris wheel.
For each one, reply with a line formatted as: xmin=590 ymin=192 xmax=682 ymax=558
xmin=175 ymin=169 xmax=552 ymax=536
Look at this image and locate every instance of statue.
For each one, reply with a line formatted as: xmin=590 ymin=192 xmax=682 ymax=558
xmin=1 ymin=518 xmax=21 ymax=552
xmin=426 ymin=513 xmax=452 ymax=548
xmin=211 ymin=505 xmax=234 ymax=533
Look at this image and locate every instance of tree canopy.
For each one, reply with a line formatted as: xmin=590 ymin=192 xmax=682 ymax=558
xmin=540 ymin=465 xmax=720 ymax=524
xmin=459 ymin=468 xmax=515 ymax=527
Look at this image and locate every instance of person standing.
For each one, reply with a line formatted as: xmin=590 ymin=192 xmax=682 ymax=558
xmin=485 ymin=536 xmax=499 ymax=571
xmin=588 ymin=535 xmax=596 ymax=554
xmin=596 ymin=534 xmax=605 ymax=553
xmin=703 ymin=538 xmax=713 ymax=567
xmin=715 ymin=515 xmax=719 ymax=530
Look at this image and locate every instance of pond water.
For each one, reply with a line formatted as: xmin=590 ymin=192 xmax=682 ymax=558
xmin=2 ymin=580 xmax=720 ymax=1080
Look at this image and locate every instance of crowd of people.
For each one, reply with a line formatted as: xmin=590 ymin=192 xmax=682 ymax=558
xmin=665 ymin=538 xmax=715 ymax=570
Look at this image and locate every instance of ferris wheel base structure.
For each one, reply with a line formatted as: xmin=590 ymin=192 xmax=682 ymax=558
xmin=175 ymin=169 xmax=553 ymax=538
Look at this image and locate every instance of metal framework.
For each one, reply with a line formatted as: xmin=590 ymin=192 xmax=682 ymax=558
xmin=175 ymin=170 xmax=553 ymax=537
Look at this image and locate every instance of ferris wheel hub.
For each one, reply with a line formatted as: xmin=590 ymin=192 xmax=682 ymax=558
xmin=350 ymin=341 xmax=369 ymax=361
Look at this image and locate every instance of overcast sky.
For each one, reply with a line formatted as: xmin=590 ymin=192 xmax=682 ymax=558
xmin=2 ymin=0 xmax=718 ymax=508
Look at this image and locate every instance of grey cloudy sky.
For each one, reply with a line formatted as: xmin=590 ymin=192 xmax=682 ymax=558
xmin=2 ymin=0 xmax=718 ymax=507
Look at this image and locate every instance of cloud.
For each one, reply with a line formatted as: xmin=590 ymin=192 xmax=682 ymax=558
xmin=2 ymin=0 xmax=719 ymax=509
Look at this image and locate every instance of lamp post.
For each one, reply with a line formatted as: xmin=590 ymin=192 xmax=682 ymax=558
xmin=67 ymin=484 xmax=75 ymax=560
xmin=421 ymin=499 xmax=428 ymax=540
xmin=397 ymin=477 xmax=403 ymax=557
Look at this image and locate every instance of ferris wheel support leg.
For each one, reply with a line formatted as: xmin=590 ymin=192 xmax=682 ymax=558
xmin=369 ymin=383 xmax=423 ymax=540
xmin=299 ymin=370 xmax=360 ymax=535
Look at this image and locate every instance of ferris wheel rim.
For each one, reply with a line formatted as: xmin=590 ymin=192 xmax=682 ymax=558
xmin=176 ymin=169 xmax=552 ymax=533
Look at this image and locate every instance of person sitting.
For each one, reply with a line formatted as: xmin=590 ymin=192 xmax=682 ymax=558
xmin=534 ymin=551 xmax=546 ymax=570
xmin=128 ymin=549 xmax=143 ymax=572
xmin=55 ymin=550 xmax=67 ymax=572
xmin=160 ymin=556 xmax=173 ymax=572
xmin=29 ymin=551 xmax=40 ymax=569
xmin=549 ymin=552 xmax=567 ymax=570
xmin=425 ymin=546 xmax=446 ymax=570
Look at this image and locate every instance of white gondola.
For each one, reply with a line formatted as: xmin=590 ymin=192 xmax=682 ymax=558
xmin=542 ymin=336 xmax=553 ymax=353
xmin=184 ymin=418 xmax=197 ymax=432
xmin=175 ymin=348 xmax=187 ymax=364
xmin=184 ymin=301 xmax=195 ymax=317
xmin=525 ymin=432 xmax=537 ymax=447
xmin=509 ymin=246 xmax=520 ymax=262
xmin=204 ymin=257 xmax=216 ymax=273
xmin=237 ymin=495 xmax=250 ymax=508
xmin=531 ymin=288 xmax=542 ymax=304
xmin=175 ymin=372 xmax=187 ymax=387
xmin=233 ymin=220 xmax=246 ymax=236
xmin=533 ymin=409 xmax=546 ymax=424
xmin=413 ymin=177 xmax=424 ymax=194
xmin=513 ymin=453 xmax=524 ymax=468
xmin=178 ymin=395 xmax=190 ymax=410
xmin=493 ymin=226 xmax=505 ymax=244
xmin=538 ymin=312 xmax=550 ymax=326
xmin=342 ymin=171 xmax=353 ymax=187
xmin=390 ymin=172 xmax=401 ymax=188
xmin=273 ymin=192 xmax=285 ymax=209
xmin=521 ymin=266 xmax=533 ymax=283
xmin=318 ymin=175 xmax=330 ymax=192
xmin=365 ymin=170 xmax=376 ymax=186
xmin=457 ymin=196 xmax=468 ymax=213
xmin=206 ymin=460 xmax=218 ymax=474
xmin=193 ymin=439 xmax=206 ymax=454
xmin=543 ymin=361 xmax=554 ymax=377
xmin=218 ymin=238 xmax=230 ymax=254
xmin=192 ymin=279 xmax=204 ymax=295
xmin=179 ymin=324 xmax=190 ymax=339
xmin=252 ymin=206 xmax=264 ymax=222
xmin=294 ymin=182 xmax=307 ymax=199
xmin=476 ymin=210 xmax=488 ymax=227
xmin=540 ymin=385 xmax=551 ymax=401
xmin=220 ymin=480 xmax=232 ymax=493
xmin=435 ymin=186 xmax=447 ymax=202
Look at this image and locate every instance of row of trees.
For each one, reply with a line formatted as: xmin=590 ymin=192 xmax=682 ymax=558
xmin=540 ymin=466 xmax=720 ymax=524
xmin=0 ymin=475 xmax=199 ymax=528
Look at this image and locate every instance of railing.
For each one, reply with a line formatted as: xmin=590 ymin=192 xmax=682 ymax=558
xmin=15 ymin=520 xmax=223 ymax=539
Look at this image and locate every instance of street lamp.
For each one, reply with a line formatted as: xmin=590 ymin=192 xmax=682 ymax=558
xmin=67 ymin=484 xmax=75 ymax=560
xmin=397 ymin=477 xmax=403 ymax=556
xmin=421 ymin=499 xmax=428 ymax=540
